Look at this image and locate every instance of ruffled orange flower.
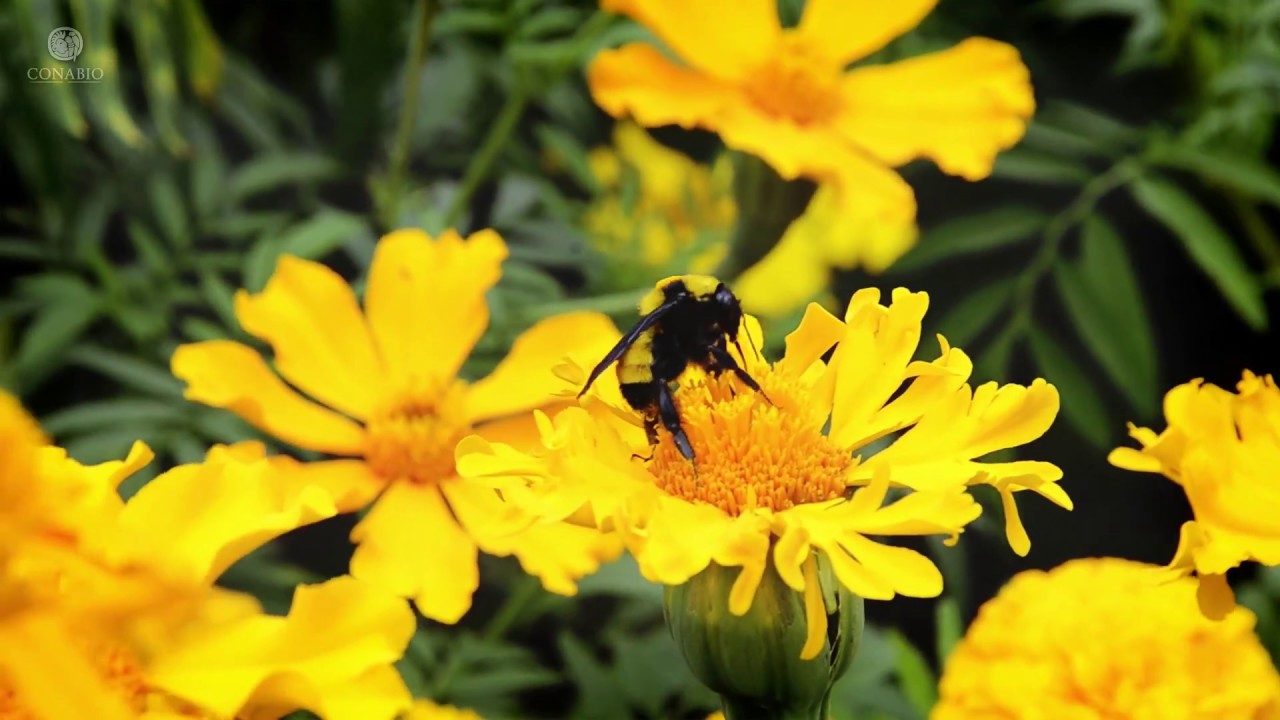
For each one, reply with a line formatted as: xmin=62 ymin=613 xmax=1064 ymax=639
xmin=588 ymin=0 xmax=1035 ymax=221
xmin=172 ymin=229 xmax=624 ymax=624
xmin=934 ymin=558 xmax=1280 ymax=718
xmin=459 ymin=288 xmax=1070 ymax=657
xmin=1110 ymin=371 xmax=1280 ymax=619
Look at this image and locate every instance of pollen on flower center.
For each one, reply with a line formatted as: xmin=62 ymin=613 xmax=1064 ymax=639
xmin=745 ymin=34 xmax=842 ymax=125
xmin=364 ymin=382 xmax=471 ymax=484
xmin=649 ymin=367 xmax=851 ymax=515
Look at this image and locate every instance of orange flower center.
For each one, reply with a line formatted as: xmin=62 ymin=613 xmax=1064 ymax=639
xmin=649 ymin=364 xmax=850 ymax=515
xmin=745 ymin=34 xmax=843 ymax=125
xmin=363 ymin=382 xmax=472 ymax=484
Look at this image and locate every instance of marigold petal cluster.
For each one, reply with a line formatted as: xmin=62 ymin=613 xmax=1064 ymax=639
xmin=172 ymin=228 xmax=625 ymax=623
xmin=458 ymin=288 xmax=1069 ymax=657
xmin=1110 ymin=371 xmax=1280 ymax=618
xmin=934 ymin=557 xmax=1280 ymax=719
xmin=587 ymin=0 xmax=1034 ymax=222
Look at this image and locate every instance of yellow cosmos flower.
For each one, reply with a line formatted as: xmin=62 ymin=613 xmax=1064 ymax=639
xmin=459 ymin=288 xmax=1069 ymax=658
xmin=585 ymin=121 xmax=734 ymax=282
xmin=1109 ymin=371 xmax=1280 ymax=619
xmin=588 ymin=0 xmax=1035 ymax=221
xmin=172 ymin=228 xmax=623 ymax=624
xmin=934 ymin=557 xmax=1280 ymax=719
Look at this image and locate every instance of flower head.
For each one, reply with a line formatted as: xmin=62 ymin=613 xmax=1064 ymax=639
xmin=934 ymin=557 xmax=1280 ymax=719
xmin=588 ymin=0 xmax=1035 ymax=221
xmin=172 ymin=228 xmax=624 ymax=623
xmin=459 ymin=288 xmax=1069 ymax=657
xmin=1110 ymin=371 xmax=1280 ymax=618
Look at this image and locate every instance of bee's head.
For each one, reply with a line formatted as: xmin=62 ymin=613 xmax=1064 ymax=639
xmin=710 ymin=283 xmax=743 ymax=338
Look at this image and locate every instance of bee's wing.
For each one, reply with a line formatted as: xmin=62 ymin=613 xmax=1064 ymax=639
xmin=578 ymin=298 xmax=682 ymax=397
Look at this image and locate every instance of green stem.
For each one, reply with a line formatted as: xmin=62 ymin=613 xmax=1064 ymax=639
xmin=431 ymin=576 xmax=541 ymax=697
xmin=381 ymin=0 xmax=436 ymax=230
xmin=443 ymin=90 xmax=530 ymax=228
xmin=1007 ymin=157 xmax=1142 ymax=334
xmin=718 ymin=152 xmax=816 ymax=281
xmin=720 ymin=699 xmax=828 ymax=720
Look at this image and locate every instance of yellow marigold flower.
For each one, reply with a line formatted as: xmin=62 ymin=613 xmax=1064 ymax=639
xmin=585 ymin=122 xmax=734 ymax=281
xmin=934 ymin=557 xmax=1280 ymax=719
xmin=403 ymin=699 xmax=485 ymax=720
xmin=1109 ymin=371 xmax=1280 ymax=619
xmin=459 ymin=288 xmax=1069 ymax=658
xmin=172 ymin=229 xmax=624 ymax=624
xmin=588 ymin=0 xmax=1035 ymax=221
xmin=3 ymin=441 xmax=415 ymax=720
xmin=583 ymin=125 xmax=919 ymax=320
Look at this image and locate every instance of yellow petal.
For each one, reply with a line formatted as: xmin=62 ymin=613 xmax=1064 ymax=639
xmin=350 ymin=480 xmax=479 ymax=624
xmin=264 ymin=456 xmax=388 ymax=514
xmin=799 ymin=554 xmax=827 ymax=661
xmin=798 ymin=0 xmax=937 ymax=66
xmin=467 ymin=312 xmax=621 ymax=423
xmin=999 ymin=485 xmax=1031 ymax=557
xmin=711 ymin=523 xmax=772 ymax=616
xmin=148 ymin=576 xmax=414 ymax=719
xmin=835 ymin=38 xmax=1035 ymax=180
xmin=780 ymin=303 xmax=845 ymax=377
xmin=804 ymin=185 xmax=919 ymax=274
xmin=1107 ymin=446 xmax=1165 ymax=473
xmin=735 ymin=219 xmax=831 ymax=319
xmin=236 ymin=256 xmax=385 ymax=419
xmin=601 ymin=0 xmax=778 ymax=79
xmin=0 ymin=616 xmax=135 ymax=720
xmin=172 ymin=341 xmax=366 ymax=456
xmin=117 ymin=450 xmax=341 ymax=584
xmin=365 ymin=228 xmax=508 ymax=390
xmin=588 ymin=44 xmax=740 ymax=128
xmin=772 ymin=523 xmax=812 ymax=593
xmin=838 ymin=534 xmax=943 ymax=598
xmin=1196 ymin=572 xmax=1236 ymax=620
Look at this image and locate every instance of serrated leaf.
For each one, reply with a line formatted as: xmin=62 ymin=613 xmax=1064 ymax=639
xmin=889 ymin=630 xmax=937 ymax=717
xmin=932 ymin=280 xmax=1013 ymax=349
xmin=893 ymin=208 xmax=1047 ymax=273
xmin=1050 ymin=216 xmax=1158 ymax=417
xmin=1129 ymin=176 xmax=1267 ymax=330
xmin=1028 ymin=328 xmax=1113 ymax=447
xmin=65 ymin=344 xmax=185 ymax=397
xmin=41 ymin=399 xmax=185 ymax=436
xmin=228 ymin=152 xmax=343 ymax=204
xmin=276 ymin=211 xmax=368 ymax=260
xmin=12 ymin=297 xmax=101 ymax=390
xmin=1151 ymin=143 xmax=1280 ymax=207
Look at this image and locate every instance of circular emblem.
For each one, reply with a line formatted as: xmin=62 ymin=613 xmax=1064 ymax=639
xmin=48 ymin=27 xmax=83 ymax=62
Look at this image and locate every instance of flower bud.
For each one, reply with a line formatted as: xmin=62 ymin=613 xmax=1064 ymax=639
xmin=664 ymin=553 xmax=863 ymax=719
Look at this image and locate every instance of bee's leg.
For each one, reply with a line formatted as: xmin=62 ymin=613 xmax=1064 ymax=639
xmin=709 ymin=344 xmax=772 ymax=405
xmin=631 ymin=419 xmax=658 ymax=462
xmin=656 ymin=382 xmax=695 ymax=461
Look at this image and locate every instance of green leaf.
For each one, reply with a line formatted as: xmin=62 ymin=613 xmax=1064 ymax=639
xmin=70 ymin=185 xmax=116 ymax=261
xmin=242 ymin=236 xmax=284 ymax=292
xmin=149 ymin=174 xmax=192 ymax=250
xmin=41 ymin=399 xmax=185 ymax=436
xmin=1028 ymin=328 xmax=1113 ymax=447
xmin=126 ymin=219 xmax=172 ymax=277
xmin=189 ymin=119 xmax=228 ymax=225
xmin=535 ymin=124 xmax=601 ymax=193
xmin=12 ymin=294 xmax=102 ymax=391
xmin=65 ymin=344 xmax=185 ymax=397
xmin=228 ymin=152 xmax=343 ymax=204
xmin=62 ymin=428 xmax=154 ymax=465
xmin=577 ymin=554 xmax=663 ymax=603
xmin=175 ymin=0 xmax=224 ymax=100
xmin=1052 ymin=216 xmax=1158 ymax=416
xmin=558 ymin=634 xmax=628 ymax=720
xmin=934 ymin=597 xmax=963 ymax=667
xmin=198 ymin=269 xmax=239 ymax=331
xmin=893 ymin=208 xmax=1047 ymax=273
xmin=128 ymin=0 xmax=187 ymax=153
xmin=0 ymin=238 xmax=48 ymax=261
xmin=1129 ymin=175 xmax=1267 ymax=330
xmin=889 ymin=630 xmax=937 ymax=717
xmin=1150 ymin=143 xmax=1280 ymax=207
xmin=972 ymin=324 xmax=1019 ymax=384
xmin=276 ymin=211 xmax=369 ymax=261
xmin=931 ymin=280 xmax=1013 ymax=349
xmin=448 ymin=667 xmax=561 ymax=700
xmin=991 ymin=148 xmax=1091 ymax=186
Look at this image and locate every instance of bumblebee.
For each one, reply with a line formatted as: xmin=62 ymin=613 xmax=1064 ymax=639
xmin=578 ymin=275 xmax=766 ymax=461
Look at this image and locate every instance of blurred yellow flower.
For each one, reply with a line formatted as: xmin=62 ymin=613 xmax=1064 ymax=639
xmin=934 ymin=557 xmax=1280 ymax=719
xmin=459 ymin=289 xmax=1069 ymax=658
xmin=584 ymin=124 xmax=918 ymax=318
xmin=1 ymin=396 xmax=416 ymax=720
xmin=588 ymin=0 xmax=1034 ymax=222
xmin=585 ymin=121 xmax=733 ymax=283
xmin=1110 ymin=371 xmax=1280 ymax=619
xmin=172 ymin=229 xmax=624 ymax=624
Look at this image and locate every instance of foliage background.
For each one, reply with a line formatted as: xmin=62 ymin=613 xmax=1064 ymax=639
xmin=2 ymin=0 xmax=1278 ymax=717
